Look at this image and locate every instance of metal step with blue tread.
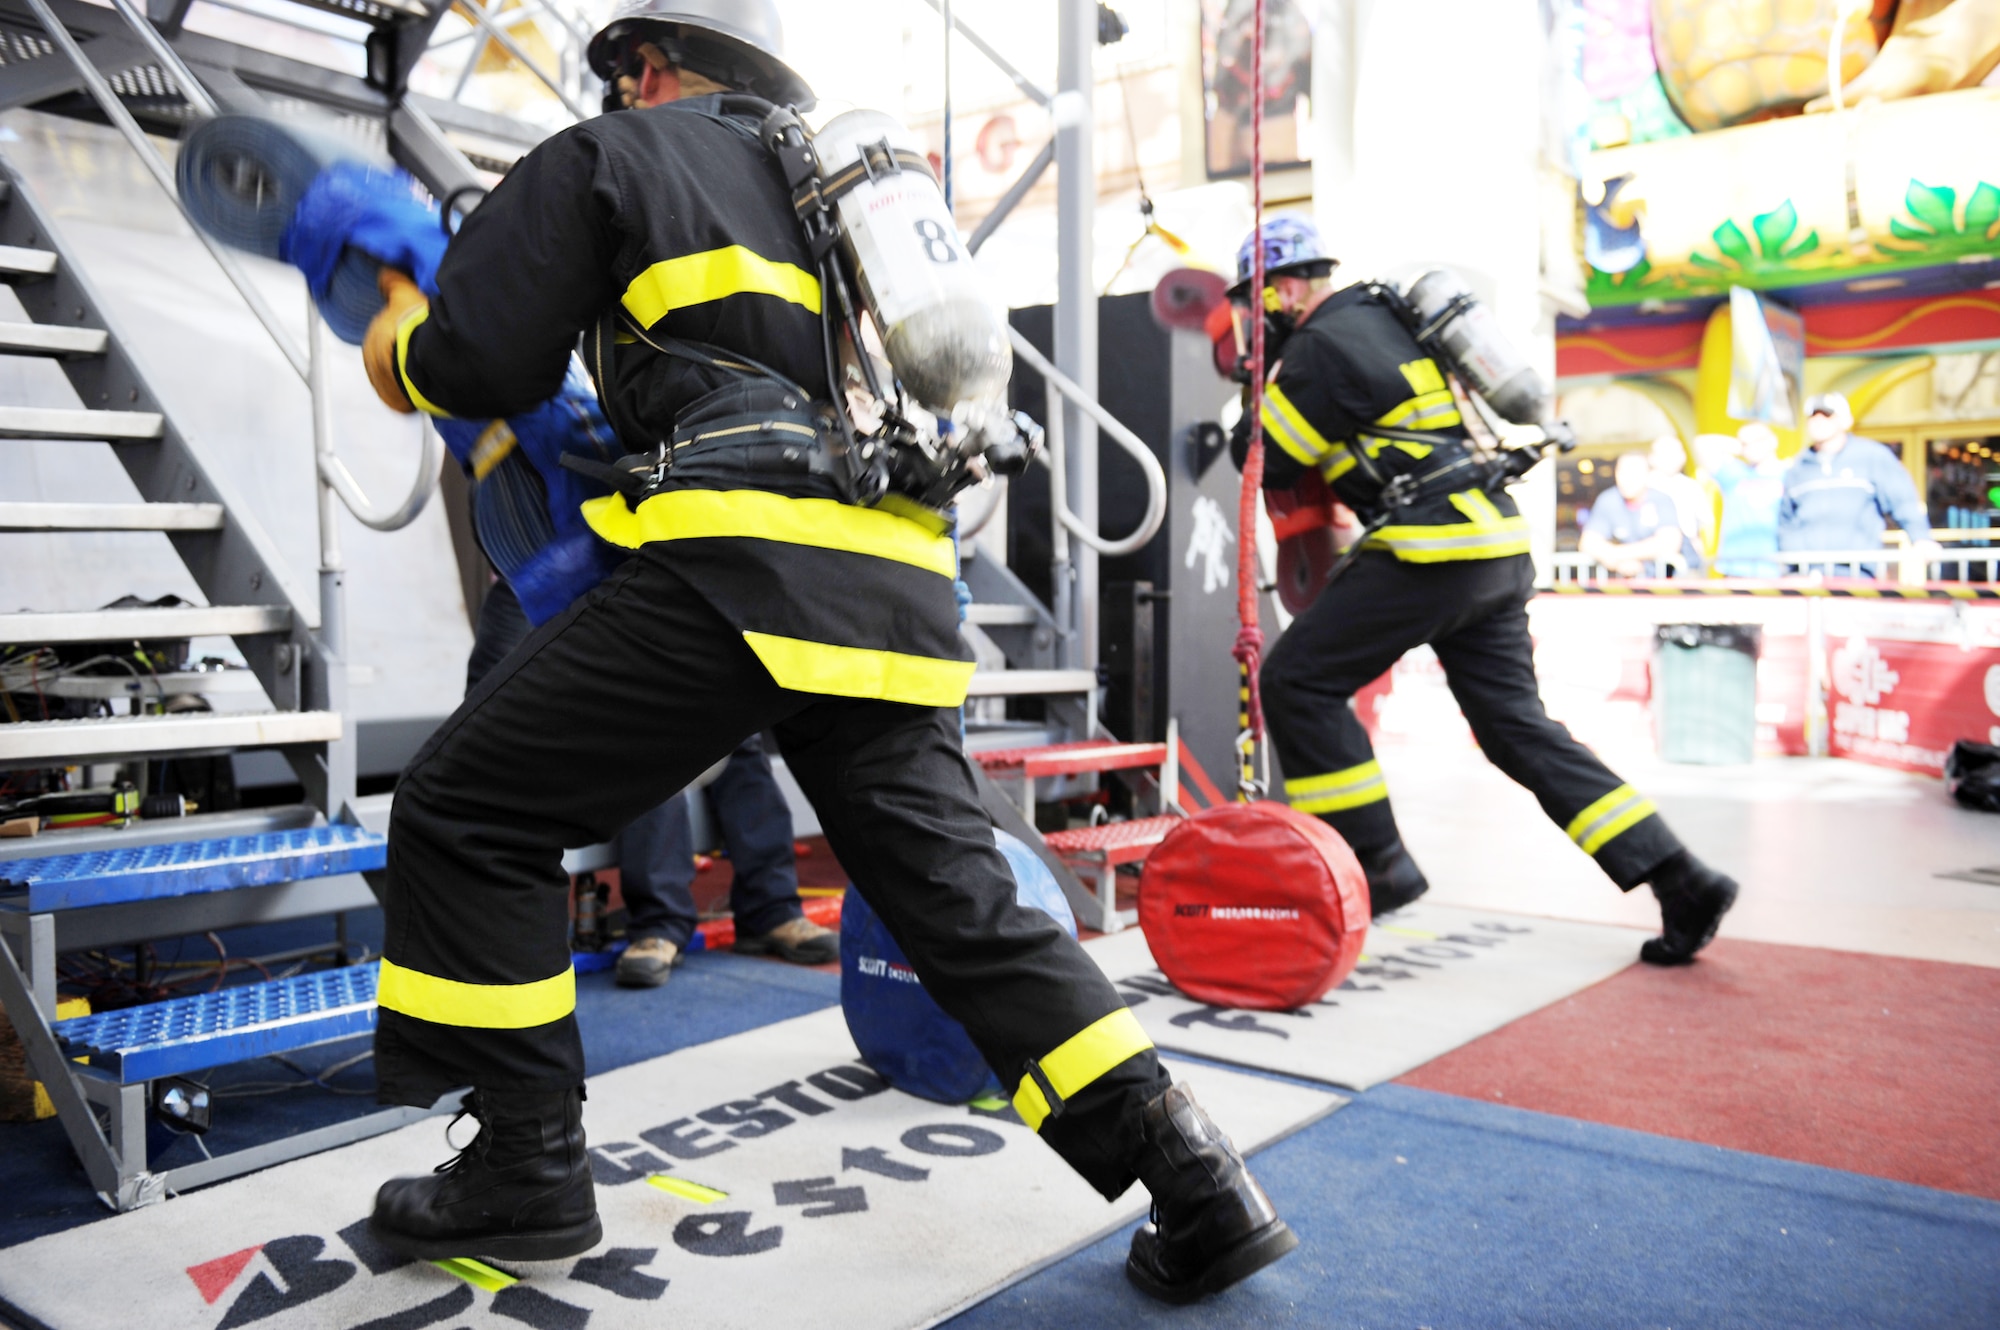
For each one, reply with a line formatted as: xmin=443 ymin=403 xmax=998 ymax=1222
xmin=52 ymin=964 xmax=378 ymax=1083
xmin=0 ymin=823 xmax=386 ymax=912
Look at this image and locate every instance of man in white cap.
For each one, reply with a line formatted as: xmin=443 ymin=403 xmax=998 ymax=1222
xmin=1778 ymin=393 xmax=1938 ymax=576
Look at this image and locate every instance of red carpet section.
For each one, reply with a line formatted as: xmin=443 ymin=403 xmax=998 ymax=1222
xmin=1398 ymin=938 xmax=2000 ymax=1200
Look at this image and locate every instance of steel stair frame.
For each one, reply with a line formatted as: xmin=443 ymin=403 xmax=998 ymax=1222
xmin=0 ymin=165 xmax=356 ymax=810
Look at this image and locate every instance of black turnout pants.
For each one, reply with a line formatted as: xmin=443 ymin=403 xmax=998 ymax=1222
xmin=1260 ymin=552 xmax=1682 ymax=890
xmin=377 ymin=547 xmax=1167 ymax=1197
xmin=469 ymin=581 xmax=804 ymax=949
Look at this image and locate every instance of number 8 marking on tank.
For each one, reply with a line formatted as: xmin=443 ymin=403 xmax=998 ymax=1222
xmin=913 ymin=218 xmax=960 ymax=264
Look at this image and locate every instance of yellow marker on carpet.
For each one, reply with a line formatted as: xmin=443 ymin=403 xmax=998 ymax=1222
xmin=648 ymin=1174 xmax=728 ymax=1204
xmin=1375 ymin=925 xmax=1437 ymax=940
xmin=431 ymin=1258 xmax=516 ymax=1291
xmin=968 ymin=1095 xmax=1010 ymax=1113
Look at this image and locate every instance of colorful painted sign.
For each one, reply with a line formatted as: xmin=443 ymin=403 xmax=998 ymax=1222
xmin=1583 ymin=88 xmax=2000 ymax=306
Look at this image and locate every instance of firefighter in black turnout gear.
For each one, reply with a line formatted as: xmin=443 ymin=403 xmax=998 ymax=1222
xmin=354 ymin=1 xmax=1297 ymax=1302
xmin=1228 ymin=217 xmax=1737 ymax=964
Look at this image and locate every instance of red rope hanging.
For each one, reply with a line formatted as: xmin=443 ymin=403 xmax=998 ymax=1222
xmin=1232 ymin=0 xmax=1267 ymax=800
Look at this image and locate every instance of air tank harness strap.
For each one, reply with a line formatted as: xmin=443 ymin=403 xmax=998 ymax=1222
xmin=791 ymin=143 xmax=939 ymax=222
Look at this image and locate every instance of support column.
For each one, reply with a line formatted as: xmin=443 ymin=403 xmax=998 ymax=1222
xmin=1056 ymin=0 xmax=1097 ymax=671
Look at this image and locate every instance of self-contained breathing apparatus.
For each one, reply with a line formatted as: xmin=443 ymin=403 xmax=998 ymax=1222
xmin=575 ymin=97 xmax=1039 ymax=516
xmin=1242 ymin=266 xmax=1576 ymax=597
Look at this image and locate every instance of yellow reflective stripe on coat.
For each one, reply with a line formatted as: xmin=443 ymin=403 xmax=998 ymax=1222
xmin=377 ymin=958 xmax=575 ymax=1029
xmin=1363 ymin=490 xmax=1530 ymax=563
xmin=394 ymin=304 xmax=451 ymax=418
xmin=1284 ymin=760 xmax=1388 ymax=814
xmin=621 ymin=245 xmax=822 ymax=328
xmin=1013 ymin=1008 xmax=1154 ymax=1132
xmin=1262 ymin=382 xmax=1336 ymax=467
xmin=580 ymin=489 xmax=957 ymax=579
xmin=1320 ymin=443 xmax=1358 ymax=482
xmin=741 ymin=631 xmax=976 ymax=708
xmin=1377 ymin=389 xmax=1461 ymax=432
xmin=1566 ymin=785 xmax=1658 ymax=856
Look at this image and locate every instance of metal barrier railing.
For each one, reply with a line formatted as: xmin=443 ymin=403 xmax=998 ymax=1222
xmin=1549 ymin=546 xmax=1999 ymax=585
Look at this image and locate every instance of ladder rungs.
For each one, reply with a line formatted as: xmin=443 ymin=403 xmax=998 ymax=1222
xmin=0 ymin=604 xmax=290 ymax=644
xmin=0 ymin=321 xmax=106 ymax=358
xmin=0 ymin=711 xmax=341 ymax=767
xmin=0 ymin=501 xmax=223 ymax=532
xmin=965 ymin=668 xmax=1098 ymax=698
xmin=0 ymin=244 xmax=56 ymax=280
xmin=0 ymin=405 xmax=163 ymax=441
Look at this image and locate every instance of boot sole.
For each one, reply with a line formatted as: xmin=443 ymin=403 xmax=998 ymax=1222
xmin=1641 ymin=877 xmax=1740 ymax=966
xmin=732 ymin=938 xmax=837 ymax=965
xmin=368 ymin=1213 xmax=603 ymax=1263
xmin=1125 ymin=1219 xmax=1300 ymax=1304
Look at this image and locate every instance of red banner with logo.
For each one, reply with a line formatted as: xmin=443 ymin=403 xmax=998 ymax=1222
xmin=1826 ymin=636 xmax=2000 ymax=776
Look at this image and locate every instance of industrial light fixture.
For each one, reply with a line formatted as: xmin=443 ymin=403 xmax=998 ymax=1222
xmin=152 ymin=1076 xmax=211 ymax=1135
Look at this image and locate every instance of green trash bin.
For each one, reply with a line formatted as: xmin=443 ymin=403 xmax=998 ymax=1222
xmin=1652 ymin=624 xmax=1760 ymax=765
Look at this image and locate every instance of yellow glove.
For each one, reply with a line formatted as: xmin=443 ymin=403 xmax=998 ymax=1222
xmin=363 ymin=268 xmax=429 ymax=414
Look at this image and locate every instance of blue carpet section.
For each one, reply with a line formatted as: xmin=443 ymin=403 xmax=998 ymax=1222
xmin=0 ymin=908 xmax=837 ymax=1250
xmin=947 ymin=1082 xmax=2000 ymax=1330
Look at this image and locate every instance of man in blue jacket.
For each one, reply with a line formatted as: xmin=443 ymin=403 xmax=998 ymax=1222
xmin=1778 ymin=393 xmax=1939 ymax=576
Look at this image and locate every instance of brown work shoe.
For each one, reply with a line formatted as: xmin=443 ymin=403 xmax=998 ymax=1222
xmin=732 ymin=915 xmax=838 ymax=965
xmin=614 ymin=935 xmax=681 ymax=988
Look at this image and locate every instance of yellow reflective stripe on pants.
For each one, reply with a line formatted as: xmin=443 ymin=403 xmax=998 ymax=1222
xmin=394 ymin=304 xmax=451 ymax=418
xmin=1284 ymin=760 xmax=1388 ymax=814
xmin=740 ymin=631 xmax=976 ymax=708
xmin=621 ymin=245 xmax=823 ymax=327
xmin=1263 ymin=382 xmax=1337 ymax=468
xmin=377 ymin=958 xmax=576 ymax=1029
xmin=580 ymin=489 xmax=958 ymax=579
xmin=1565 ymin=784 xmax=1659 ymax=857
xmin=1013 ymin=1008 xmax=1154 ymax=1132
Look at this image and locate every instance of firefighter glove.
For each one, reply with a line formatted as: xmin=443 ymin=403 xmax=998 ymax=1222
xmin=364 ymin=267 xmax=428 ymax=414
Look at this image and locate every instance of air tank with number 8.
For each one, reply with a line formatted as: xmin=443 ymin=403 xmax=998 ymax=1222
xmin=811 ymin=109 xmax=1011 ymax=419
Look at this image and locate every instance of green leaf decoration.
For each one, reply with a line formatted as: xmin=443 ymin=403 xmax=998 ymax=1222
xmin=1782 ymin=229 xmax=1820 ymax=259
xmin=1689 ymin=252 xmax=1726 ymax=271
xmin=1752 ymin=201 xmax=1799 ymax=259
xmin=1889 ymin=216 xmax=1929 ymax=241
xmin=1966 ymin=182 xmax=2000 ymax=238
xmin=1711 ymin=220 xmax=1753 ymax=265
xmin=1903 ymin=179 xmax=1958 ymax=236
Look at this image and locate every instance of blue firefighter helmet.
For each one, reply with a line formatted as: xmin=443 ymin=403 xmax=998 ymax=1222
xmin=1228 ymin=215 xmax=1337 ymax=299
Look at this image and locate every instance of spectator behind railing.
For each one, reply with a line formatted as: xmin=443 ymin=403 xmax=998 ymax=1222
xmin=1648 ymin=434 xmax=1715 ymax=568
xmin=1707 ymin=422 xmax=1788 ymax=577
xmin=1777 ymin=392 xmax=1940 ymax=576
xmin=1578 ymin=451 xmax=1691 ymax=577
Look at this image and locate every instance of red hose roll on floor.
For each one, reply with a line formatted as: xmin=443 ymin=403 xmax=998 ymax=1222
xmin=1139 ymin=802 xmax=1370 ymax=1010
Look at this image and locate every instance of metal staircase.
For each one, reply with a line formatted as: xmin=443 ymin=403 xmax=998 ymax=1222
xmin=0 ymin=0 xmax=541 ymax=1211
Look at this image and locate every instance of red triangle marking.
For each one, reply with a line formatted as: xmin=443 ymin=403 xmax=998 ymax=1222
xmin=186 ymin=1245 xmax=262 ymax=1305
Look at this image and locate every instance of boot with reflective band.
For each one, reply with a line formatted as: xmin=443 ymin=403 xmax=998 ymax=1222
xmin=371 ymin=1087 xmax=602 ymax=1261
xmin=1126 ymin=1082 xmax=1298 ymax=1303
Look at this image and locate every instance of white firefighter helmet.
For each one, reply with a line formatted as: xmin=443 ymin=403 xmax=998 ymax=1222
xmin=586 ymin=0 xmax=813 ymax=109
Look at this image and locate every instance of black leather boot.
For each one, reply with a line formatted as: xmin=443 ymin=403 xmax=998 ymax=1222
xmin=370 ymin=1087 xmax=602 ymax=1261
xmin=1359 ymin=841 xmax=1429 ymax=917
xmin=1125 ymin=1083 xmax=1298 ymax=1304
xmin=1640 ymin=851 xmax=1739 ymax=966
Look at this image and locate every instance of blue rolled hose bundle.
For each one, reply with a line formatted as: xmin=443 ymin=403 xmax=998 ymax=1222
xmin=176 ymin=114 xmax=446 ymax=342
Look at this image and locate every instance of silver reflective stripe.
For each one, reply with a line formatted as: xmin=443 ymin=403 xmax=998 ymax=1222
xmin=1571 ymin=790 xmax=1647 ymax=849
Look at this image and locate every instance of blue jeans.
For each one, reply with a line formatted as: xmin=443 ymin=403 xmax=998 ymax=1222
xmin=468 ymin=579 xmax=803 ymax=949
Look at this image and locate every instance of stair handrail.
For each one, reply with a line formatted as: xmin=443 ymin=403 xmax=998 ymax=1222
xmin=1008 ymin=327 xmax=1167 ymax=557
xmin=37 ymin=0 xmax=439 ymax=535
xmin=309 ymin=310 xmax=441 ymax=533
xmin=25 ymin=0 xmax=310 ymax=380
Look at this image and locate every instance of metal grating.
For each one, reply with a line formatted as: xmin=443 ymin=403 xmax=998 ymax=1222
xmin=0 ymin=26 xmax=53 ymax=66
xmin=53 ymin=964 xmax=378 ymax=1082
xmin=0 ymin=823 xmax=387 ymax=911
xmin=1043 ymin=815 xmax=1182 ymax=864
xmin=974 ymin=740 xmax=1169 ymax=779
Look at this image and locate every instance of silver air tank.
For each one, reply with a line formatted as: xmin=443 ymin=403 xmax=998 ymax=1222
xmin=1404 ymin=269 xmax=1551 ymax=426
xmin=810 ymin=109 xmax=1010 ymax=419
